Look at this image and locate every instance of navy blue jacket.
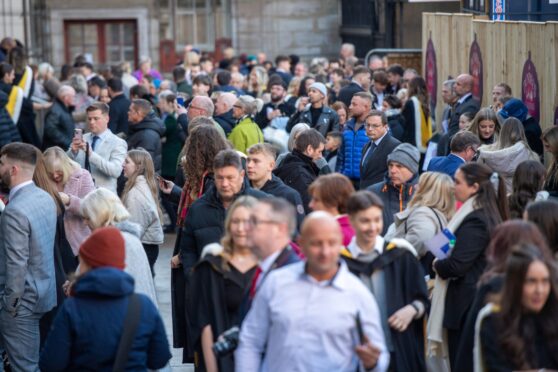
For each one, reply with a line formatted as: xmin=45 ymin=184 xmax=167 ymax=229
xmin=336 ymin=118 xmax=369 ymax=180
xmin=214 ymin=109 xmax=235 ymax=135
xmin=427 ymin=153 xmax=465 ymax=178
xmin=40 ymin=267 xmax=171 ymax=371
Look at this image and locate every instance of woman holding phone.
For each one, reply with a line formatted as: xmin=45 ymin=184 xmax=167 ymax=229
xmin=121 ymin=149 xmax=164 ymax=276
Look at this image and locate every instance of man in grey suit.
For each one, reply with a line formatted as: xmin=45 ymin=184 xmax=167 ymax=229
xmin=0 ymin=142 xmax=57 ymax=371
xmin=359 ymin=110 xmax=401 ymax=189
xmin=68 ymin=102 xmax=127 ymax=194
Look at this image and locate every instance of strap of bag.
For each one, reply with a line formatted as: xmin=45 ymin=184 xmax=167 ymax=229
xmin=84 ymin=143 xmax=91 ymax=173
xmin=113 ymin=294 xmax=142 ymax=372
xmin=405 ymin=207 xmax=444 ymax=234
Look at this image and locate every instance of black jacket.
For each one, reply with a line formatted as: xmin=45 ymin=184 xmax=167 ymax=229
xmin=368 ymin=173 xmax=418 ymax=234
xmin=43 ymin=99 xmax=75 ymax=150
xmin=286 ymin=106 xmax=339 ymax=137
xmin=127 ymin=111 xmax=165 ymax=172
xmin=255 ymin=101 xmax=295 ymax=129
xmin=213 ymin=110 xmax=235 ymax=135
xmin=108 ymin=93 xmax=131 ymax=136
xmin=337 ymin=81 xmax=364 ymax=107
xmin=273 ymin=149 xmax=320 ymax=214
xmin=0 ymin=81 xmax=39 ymax=147
xmin=179 ymin=183 xmax=268 ymax=274
xmin=359 ymin=133 xmax=401 ymax=189
xmin=433 ymin=209 xmax=491 ymax=331
xmin=448 ymin=95 xmax=480 ymax=137
xmin=0 ymin=90 xmax=21 ymax=149
xmin=342 ymin=244 xmax=429 ymax=372
xmin=257 ymin=174 xmax=305 ymax=227
xmin=523 ymin=116 xmax=543 ymax=158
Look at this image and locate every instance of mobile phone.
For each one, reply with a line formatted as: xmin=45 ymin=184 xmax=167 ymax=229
xmin=156 ymin=174 xmax=170 ymax=187
xmin=177 ymin=97 xmax=185 ymax=107
xmin=74 ymin=128 xmax=83 ymax=140
xmin=355 ymin=312 xmax=365 ymax=344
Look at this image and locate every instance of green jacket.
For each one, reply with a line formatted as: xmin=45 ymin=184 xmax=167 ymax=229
xmin=228 ymin=116 xmax=263 ymax=154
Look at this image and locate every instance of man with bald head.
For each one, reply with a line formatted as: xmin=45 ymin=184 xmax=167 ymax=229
xmin=43 ymin=85 xmax=76 ymax=150
xmin=448 ymin=73 xmax=480 ymax=137
xmin=213 ymin=92 xmax=237 ymax=135
xmin=237 ymin=211 xmax=389 ymax=371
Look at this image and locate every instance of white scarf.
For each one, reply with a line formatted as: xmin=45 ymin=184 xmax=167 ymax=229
xmin=426 ymin=196 xmax=478 ymax=366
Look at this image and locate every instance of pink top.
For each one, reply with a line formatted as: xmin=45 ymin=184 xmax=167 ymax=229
xmin=64 ymin=167 xmax=96 ymax=255
xmin=336 ymin=215 xmax=355 ymax=247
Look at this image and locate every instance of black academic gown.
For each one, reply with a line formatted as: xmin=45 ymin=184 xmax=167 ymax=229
xmin=341 ymin=243 xmax=429 ymax=372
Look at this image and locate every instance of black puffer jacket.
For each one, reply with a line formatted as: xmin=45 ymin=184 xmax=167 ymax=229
xmin=127 ymin=111 xmax=165 ymax=172
xmin=286 ymin=106 xmax=339 ymax=137
xmin=273 ymin=149 xmax=320 ymax=214
xmin=179 ymin=182 xmax=268 ymax=274
xmin=0 ymin=90 xmax=21 ymax=149
xmin=258 ymin=174 xmax=305 ymax=227
xmin=43 ymin=99 xmax=75 ymax=150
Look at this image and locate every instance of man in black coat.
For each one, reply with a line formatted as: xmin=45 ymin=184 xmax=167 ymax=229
xmin=448 ymin=74 xmax=480 ymax=138
xmin=274 ymin=129 xmax=325 ymax=214
xmin=286 ymin=82 xmax=339 ymax=137
xmin=213 ymin=92 xmax=237 ymax=135
xmin=179 ymin=149 xmax=268 ymax=274
xmin=360 ymin=110 xmax=401 ymax=189
xmin=337 ymin=66 xmax=371 ymax=107
xmin=246 ymin=143 xmax=305 ymax=227
xmin=127 ymin=98 xmax=165 ymax=172
xmin=43 ymin=85 xmax=76 ymax=150
xmin=107 ymin=78 xmax=131 ymax=137
xmin=255 ymin=79 xmax=294 ymax=129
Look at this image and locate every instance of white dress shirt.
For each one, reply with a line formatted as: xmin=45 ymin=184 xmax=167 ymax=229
xmin=236 ymin=261 xmax=390 ymax=372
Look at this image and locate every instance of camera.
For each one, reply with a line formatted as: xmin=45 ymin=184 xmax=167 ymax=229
xmin=212 ymin=326 xmax=240 ymax=357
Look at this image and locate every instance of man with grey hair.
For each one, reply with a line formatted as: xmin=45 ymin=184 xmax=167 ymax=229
xmin=213 ymin=92 xmax=237 ymax=135
xmin=43 ymin=85 xmax=76 ymax=150
xmin=183 ymin=95 xmax=225 ymax=137
xmin=340 ymin=43 xmax=355 ymax=63
xmin=428 ymin=131 xmax=481 ymax=178
xmin=401 ymin=68 xmax=418 ymax=89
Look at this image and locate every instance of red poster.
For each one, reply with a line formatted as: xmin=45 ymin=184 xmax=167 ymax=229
xmin=521 ymin=51 xmax=540 ymax=121
xmin=425 ymin=35 xmax=437 ymax=113
xmin=469 ymin=34 xmax=483 ymax=103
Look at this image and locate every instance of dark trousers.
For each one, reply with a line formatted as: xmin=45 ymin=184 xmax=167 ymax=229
xmin=142 ymin=243 xmax=159 ymax=277
xmin=447 ymin=328 xmax=461 ymax=371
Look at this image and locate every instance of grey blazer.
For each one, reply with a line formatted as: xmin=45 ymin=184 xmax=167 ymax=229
xmin=67 ymin=130 xmax=127 ymax=194
xmin=0 ymin=183 xmax=57 ymax=314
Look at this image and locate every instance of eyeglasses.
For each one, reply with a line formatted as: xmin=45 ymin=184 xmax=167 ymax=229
xmin=188 ymin=105 xmax=204 ymax=111
xmin=365 ymin=123 xmax=384 ymax=130
xmin=249 ymin=215 xmax=279 ymax=227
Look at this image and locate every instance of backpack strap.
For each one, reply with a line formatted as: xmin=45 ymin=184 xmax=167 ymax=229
xmin=405 ymin=207 xmax=444 ymax=234
xmin=113 ymin=294 xmax=142 ymax=372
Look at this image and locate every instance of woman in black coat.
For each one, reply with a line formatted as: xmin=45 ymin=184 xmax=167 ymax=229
xmin=478 ymin=244 xmax=558 ymax=371
xmin=432 ymin=163 xmax=509 ymax=370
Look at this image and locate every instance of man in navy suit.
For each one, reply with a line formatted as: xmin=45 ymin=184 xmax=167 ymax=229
xmin=428 ymin=131 xmax=480 ymax=178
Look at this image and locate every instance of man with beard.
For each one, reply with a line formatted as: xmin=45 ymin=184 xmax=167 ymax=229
xmin=0 ymin=142 xmax=57 ymax=371
xmin=255 ymin=79 xmax=294 ymax=129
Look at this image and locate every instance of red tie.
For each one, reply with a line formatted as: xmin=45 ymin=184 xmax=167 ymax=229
xmin=248 ymin=266 xmax=263 ymax=299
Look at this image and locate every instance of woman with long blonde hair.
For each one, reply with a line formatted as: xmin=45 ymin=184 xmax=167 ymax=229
xmin=122 ymin=149 xmax=164 ymax=275
xmin=468 ymin=107 xmax=502 ymax=145
xmin=385 ymin=171 xmax=455 ymax=272
xmin=189 ymin=196 xmax=258 ymax=372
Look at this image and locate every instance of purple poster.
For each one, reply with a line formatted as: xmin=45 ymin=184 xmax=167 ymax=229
xmin=521 ymin=51 xmax=540 ymax=122
xmin=425 ymin=35 xmax=437 ymax=113
xmin=469 ymin=34 xmax=483 ymax=103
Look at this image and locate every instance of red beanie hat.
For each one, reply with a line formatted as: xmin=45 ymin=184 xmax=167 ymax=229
xmin=79 ymin=227 xmax=126 ymax=270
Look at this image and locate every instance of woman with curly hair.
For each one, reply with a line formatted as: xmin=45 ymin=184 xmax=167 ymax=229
xmin=401 ymin=76 xmax=432 ymax=153
xmin=159 ymin=124 xmax=229 ymax=361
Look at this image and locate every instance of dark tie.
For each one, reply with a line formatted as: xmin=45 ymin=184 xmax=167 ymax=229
xmin=91 ymin=136 xmax=100 ymax=151
xmin=362 ymin=142 xmax=377 ymax=167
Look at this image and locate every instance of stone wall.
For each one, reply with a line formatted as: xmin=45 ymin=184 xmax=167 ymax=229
xmin=234 ymin=0 xmax=341 ymax=61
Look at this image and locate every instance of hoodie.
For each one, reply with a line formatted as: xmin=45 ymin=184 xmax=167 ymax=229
xmin=127 ymin=111 xmax=166 ymax=172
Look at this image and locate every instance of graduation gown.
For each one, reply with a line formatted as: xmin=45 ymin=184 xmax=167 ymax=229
xmin=341 ymin=242 xmax=429 ymax=372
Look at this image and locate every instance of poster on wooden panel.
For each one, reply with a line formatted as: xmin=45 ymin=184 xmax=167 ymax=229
xmin=521 ymin=52 xmax=540 ymax=122
xmin=469 ymin=34 xmax=483 ymax=104
xmin=425 ymin=34 xmax=437 ymax=114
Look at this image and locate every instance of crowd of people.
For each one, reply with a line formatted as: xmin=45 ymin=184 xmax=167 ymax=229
xmin=0 ymin=35 xmax=558 ymax=371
